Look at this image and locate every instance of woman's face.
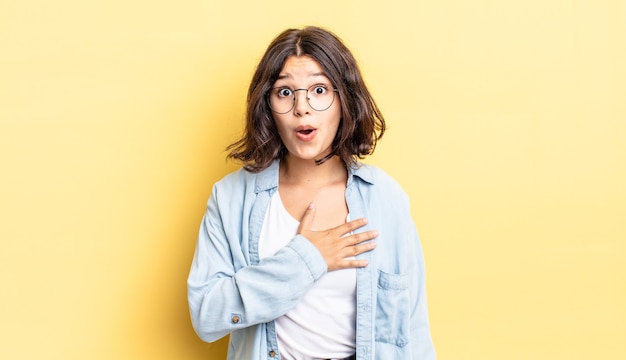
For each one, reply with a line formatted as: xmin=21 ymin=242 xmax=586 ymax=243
xmin=270 ymin=55 xmax=341 ymax=163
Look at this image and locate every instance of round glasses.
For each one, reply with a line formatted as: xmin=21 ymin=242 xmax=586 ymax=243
xmin=268 ymin=84 xmax=338 ymax=114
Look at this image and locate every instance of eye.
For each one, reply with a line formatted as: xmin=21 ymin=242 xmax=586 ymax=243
xmin=276 ymin=88 xmax=293 ymax=98
xmin=311 ymin=85 xmax=328 ymax=95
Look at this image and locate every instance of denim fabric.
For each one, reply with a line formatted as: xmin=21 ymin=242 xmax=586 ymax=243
xmin=188 ymin=160 xmax=435 ymax=359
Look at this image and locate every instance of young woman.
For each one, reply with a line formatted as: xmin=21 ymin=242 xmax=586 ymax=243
xmin=188 ymin=26 xmax=435 ymax=360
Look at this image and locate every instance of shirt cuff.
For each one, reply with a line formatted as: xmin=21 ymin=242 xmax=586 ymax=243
xmin=286 ymin=234 xmax=328 ymax=281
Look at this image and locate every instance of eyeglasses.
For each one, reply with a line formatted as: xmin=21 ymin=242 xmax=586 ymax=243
xmin=268 ymin=84 xmax=338 ymax=114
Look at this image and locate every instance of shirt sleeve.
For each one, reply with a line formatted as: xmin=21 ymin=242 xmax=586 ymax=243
xmin=187 ymin=184 xmax=327 ymax=343
xmin=407 ymin=220 xmax=436 ymax=359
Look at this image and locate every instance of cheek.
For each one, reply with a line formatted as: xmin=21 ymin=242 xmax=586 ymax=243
xmin=330 ymin=108 xmax=342 ymax=132
xmin=273 ymin=117 xmax=290 ymax=141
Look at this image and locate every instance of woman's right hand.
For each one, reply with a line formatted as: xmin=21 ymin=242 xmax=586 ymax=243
xmin=297 ymin=202 xmax=378 ymax=272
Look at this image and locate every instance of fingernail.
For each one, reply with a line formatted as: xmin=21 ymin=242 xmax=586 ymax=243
xmin=308 ymin=202 xmax=315 ymax=209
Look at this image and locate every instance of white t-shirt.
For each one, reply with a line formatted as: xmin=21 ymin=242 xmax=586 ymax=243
xmin=258 ymin=191 xmax=357 ymax=360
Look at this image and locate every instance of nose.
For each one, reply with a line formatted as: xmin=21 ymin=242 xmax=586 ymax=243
xmin=292 ymin=88 xmax=311 ymax=115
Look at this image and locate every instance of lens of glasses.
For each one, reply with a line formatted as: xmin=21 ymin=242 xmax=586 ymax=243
xmin=268 ymin=84 xmax=337 ymax=114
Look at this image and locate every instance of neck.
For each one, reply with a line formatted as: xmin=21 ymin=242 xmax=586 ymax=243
xmin=280 ymin=155 xmax=347 ymax=187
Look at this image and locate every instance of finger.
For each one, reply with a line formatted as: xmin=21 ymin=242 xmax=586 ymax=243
xmin=343 ymin=230 xmax=379 ymax=246
xmin=347 ymin=240 xmax=377 ymax=257
xmin=296 ymin=202 xmax=316 ymax=234
xmin=335 ymin=258 xmax=369 ymax=270
xmin=333 ymin=217 xmax=368 ymax=236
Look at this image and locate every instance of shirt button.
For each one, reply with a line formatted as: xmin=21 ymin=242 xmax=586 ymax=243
xmin=269 ymin=350 xmax=276 ymax=357
xmin=231 ymin=315 xmax=240 ymax=324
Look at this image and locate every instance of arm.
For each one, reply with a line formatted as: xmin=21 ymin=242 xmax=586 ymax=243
xmin=187 ymin=186 xmax=327 ymax=343
xmin=408 ymin=221 xmax=436 ymax=359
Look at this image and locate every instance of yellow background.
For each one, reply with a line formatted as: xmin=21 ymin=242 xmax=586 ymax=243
xmin=1 ymin=0 xmax=624 ymax=359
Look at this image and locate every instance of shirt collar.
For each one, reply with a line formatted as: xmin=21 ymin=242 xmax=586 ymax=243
xmin=348 ymin=162 xmax=374 ymax=186
xmin=254 ymin=160 xmax=280 ymax=194
xmin=254 ymin=159 xmax=374 ymax=194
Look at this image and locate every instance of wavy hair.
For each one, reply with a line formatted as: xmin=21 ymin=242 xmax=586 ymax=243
xmin=227 ymin=26 xmax=385 ymax=172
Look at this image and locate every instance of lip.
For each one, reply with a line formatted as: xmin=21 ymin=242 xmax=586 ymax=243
xmin=295 ymin=126 xmax=317 ymax=142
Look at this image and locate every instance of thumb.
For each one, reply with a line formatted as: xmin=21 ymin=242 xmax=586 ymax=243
xmin=297 ymin=202 xmax=316 ymax=234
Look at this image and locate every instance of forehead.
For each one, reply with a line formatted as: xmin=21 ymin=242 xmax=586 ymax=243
xmin=276 ymin=55 xmax=328 ymax=81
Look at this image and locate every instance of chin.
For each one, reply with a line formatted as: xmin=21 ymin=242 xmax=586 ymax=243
xmin=285 ymin=144 xmax=333 ymax=162
xmin=287 ymin=150 xmax=325 ymax=162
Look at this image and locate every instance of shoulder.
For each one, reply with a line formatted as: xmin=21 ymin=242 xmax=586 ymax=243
xmin=206 ymin=168 xmax=259 ymax=215
xmin=212 ymin=161 xmax=279 ymax=196
xmin=352 ymin=163 xmax=411 ymax=209
xmin=212 ymin=167 xmax=260 ymax=195
xmin=353 ymin=163 xmax=407 ymax=195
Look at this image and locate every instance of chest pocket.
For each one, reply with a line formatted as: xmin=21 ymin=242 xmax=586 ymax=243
xmin=375 ymin=270 xmax=410 ymax=347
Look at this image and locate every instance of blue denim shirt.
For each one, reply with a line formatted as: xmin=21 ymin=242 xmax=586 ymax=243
xmin=188 ymin=160 xmax=435 ymax=359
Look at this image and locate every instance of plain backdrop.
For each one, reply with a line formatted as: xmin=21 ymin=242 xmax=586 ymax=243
xmin=1 ymin=0 xmax=625 ymax=359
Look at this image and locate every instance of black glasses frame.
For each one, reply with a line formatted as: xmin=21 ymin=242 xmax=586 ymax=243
xmin=267 ymin=86 xmax=339 ymax=114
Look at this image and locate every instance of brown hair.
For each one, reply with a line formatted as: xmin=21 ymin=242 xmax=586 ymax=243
xmin=227 ymin=26 xmax=385 ymax=172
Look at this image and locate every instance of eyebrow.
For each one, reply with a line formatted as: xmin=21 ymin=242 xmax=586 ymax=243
xmin=276 ymin=72 xmax=328 ymax=80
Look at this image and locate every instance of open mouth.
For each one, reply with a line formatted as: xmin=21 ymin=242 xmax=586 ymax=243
xmin=295 ymin=127 xmax=316 ymax=142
